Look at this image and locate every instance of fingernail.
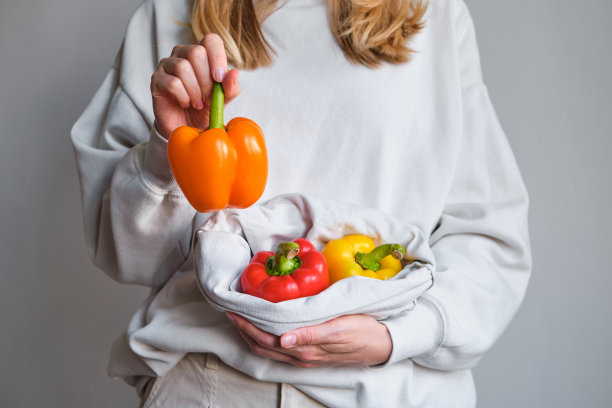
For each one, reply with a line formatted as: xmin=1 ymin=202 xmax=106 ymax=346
xmin=281 ymin=334 xmax=297 ymax=348
xmin=195 ymin=100 xmax=204 ymax=110
xmin=214 ymin=68 xmax=225 ymax=82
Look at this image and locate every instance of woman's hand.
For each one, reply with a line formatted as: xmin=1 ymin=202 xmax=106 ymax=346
xmin=150 ymin=33 xmax=241 ymax=140
xmin=226 ymin=313 xmax=393 ymax=368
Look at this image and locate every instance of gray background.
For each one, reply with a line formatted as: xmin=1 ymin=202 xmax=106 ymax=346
xmin=1 ymin=0 xmax=610 ymax=406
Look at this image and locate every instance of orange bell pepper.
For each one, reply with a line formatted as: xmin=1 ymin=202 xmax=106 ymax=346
xmin=167 ymin=82 xmax=268 ymax=212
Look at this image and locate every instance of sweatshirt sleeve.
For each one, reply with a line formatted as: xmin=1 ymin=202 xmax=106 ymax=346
xmin=381 ymin=0 xmax=532 ymax=369
xmin=71 ymin=48 xmax=196 ymax=287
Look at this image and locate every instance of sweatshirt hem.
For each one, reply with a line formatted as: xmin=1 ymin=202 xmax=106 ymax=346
xmin=380 ymin=296 xmax=445 ymax=366
xmin=139 ymin=125 xmax=183 ymax=195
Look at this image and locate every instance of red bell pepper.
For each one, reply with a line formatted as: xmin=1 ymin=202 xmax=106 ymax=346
xmin=240 ymin=238 xmax=329 ymax=303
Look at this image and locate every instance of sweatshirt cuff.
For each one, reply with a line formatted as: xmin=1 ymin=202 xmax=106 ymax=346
xmin=141 ymin=124 xmax=182 ymax=194
xmin=379 ymin=298 xmax=444 ymax=366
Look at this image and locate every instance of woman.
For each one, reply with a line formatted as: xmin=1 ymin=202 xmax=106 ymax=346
xmin=71 ymin=0 xmax=531 ymax=406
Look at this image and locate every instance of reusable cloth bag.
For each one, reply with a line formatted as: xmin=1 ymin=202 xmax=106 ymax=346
xmin=194 ymin=194 xmax=436 ymax=335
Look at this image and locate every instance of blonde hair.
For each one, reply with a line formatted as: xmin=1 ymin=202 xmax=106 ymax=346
xmin=190 ymin=0 xmax=428 ymax=69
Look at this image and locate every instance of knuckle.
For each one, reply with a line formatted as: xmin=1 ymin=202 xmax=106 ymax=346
xmin=150 ymin=73 xmax=158 ymax=90
xmin=249 ymin=343 xmax=275 ymax=360
xmin=254 ymin=335 xmax=275 ymax=349
xmin=158 ymin=57 xmax=168 ymax=68
xmin=301 ymin=329 xmax=314 ymax=345
xmin=307 ymin=330 xmax=316 ymax=345
xmin=295 ymin=349 xmax=316 ymax=362
xmin=188 ymin=45 xmax=207 ymax=61
xmin=171 ymin=45 xmax=182 ymax=55
xmin=203 ymin=33 xmax=222 ymax=46
xmin=166 ymin=77 xmax=183 ymax=93
xmin=174 ymin=59 xmax=191 ymax=76
xmin=317 ymin=344 xmax=336 ymax=354
xmin=249 ymin=342 xmax=264 ymax=355
xmin=151 ymin=73 xmax=168 ymax=93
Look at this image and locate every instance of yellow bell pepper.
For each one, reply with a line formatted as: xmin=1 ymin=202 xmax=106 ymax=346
xmin=321 ymin=235 xmax=406 ymax=284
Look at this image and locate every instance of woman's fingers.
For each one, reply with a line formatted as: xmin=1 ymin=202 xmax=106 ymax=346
xmin=227 ymin=313 xmax=298 ymax=364
xmin=170 ymin=35 xmax=240 ymax=107
xmin=227 ymin=313 xmax=393 ymax=367
xmin=161 ymin=56 xmax=203 ymax=109
xmin=202 ymin=33 xmax=228 ymax=82
xmin=151 ymin=35 xmax=240 ymax=137
xmin=227 ymin=312 xmax=334 ymax=367
xmin=235 ymin=324 xmax=322 ymax=369
xmin=227 ymin=313 xmax=278 ymax=347
xmin=222 ymin=69 xmax=241 ymax=104
xmin=151 ymin=68 xmax=191 ymax=109
xmin=173 ymin=44 xmax=211 ymax=107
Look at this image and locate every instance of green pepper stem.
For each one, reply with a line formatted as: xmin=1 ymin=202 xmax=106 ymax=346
xmin=208 ymin=82 xmax=224 ymax=129
xmin=355 ymin=244 xmax=406 ymax=271
xmin=266 ymin=242 xmax=302 ymax=276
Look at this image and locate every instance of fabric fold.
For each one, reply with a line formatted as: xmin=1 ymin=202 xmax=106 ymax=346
xmin=194 ymin=194 xmax=436 ymax=335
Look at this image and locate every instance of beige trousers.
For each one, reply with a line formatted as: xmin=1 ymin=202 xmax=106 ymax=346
xmin=139 ymin=353 xmax=327 ymax=408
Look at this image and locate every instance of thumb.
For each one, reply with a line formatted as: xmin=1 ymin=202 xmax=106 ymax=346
xmin=221 ymin=69 xmax=241 ymax=104
xmin=281 ymin=324 xmax=328 ymax=349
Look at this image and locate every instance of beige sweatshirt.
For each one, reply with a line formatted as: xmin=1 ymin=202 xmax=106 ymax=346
xmin=71 ymin=0 xmax=531 ymax=406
